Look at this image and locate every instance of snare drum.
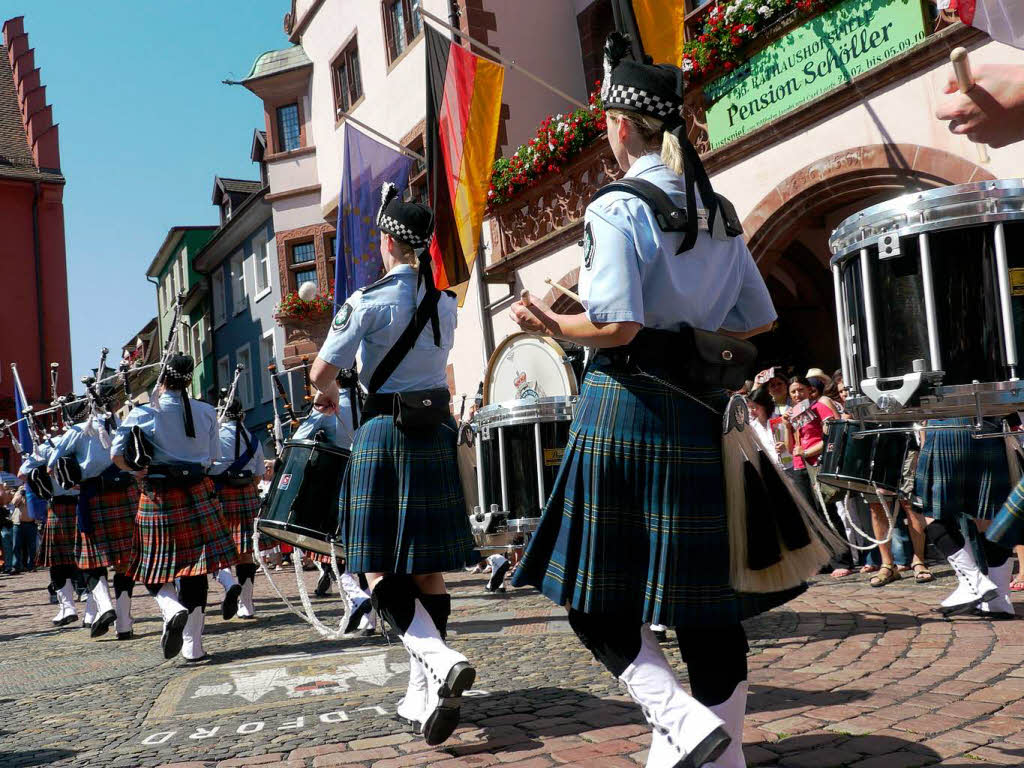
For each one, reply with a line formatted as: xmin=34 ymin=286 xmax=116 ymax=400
xmin=256 ymin=439 xmax=349 ymax=557
xmin=817 ymin=420 xmax=910 ymax=497
xmin=830 ymin=180 xmax=1024 ymax=422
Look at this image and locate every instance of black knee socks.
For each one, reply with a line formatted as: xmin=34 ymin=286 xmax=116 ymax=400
xmin=676 ymin=624 xmax=749 ymax=706
xmin=236 ymin=562 xmax=257 ymax=584
xmin=925 ymin=519 xmax=965 ymax=558
xmin=982 ymin=537 xmax=1012 ymax=568
xmin=83 ymin=567 xmax=107 ymax=592
xmin=113 ymin=572 xmax=134 ymax=598
xmin=178 ymin=575 xmax=208 ymax=612
xmin=371 ymin=575 xmax=418 ymax=633
xmin=50 ymin=565 xmax=75 ymax=589
xmin=420 ymin=594 xmax=451 ymax=640
xmin=567 ymin=609 xmax=642 ymax=679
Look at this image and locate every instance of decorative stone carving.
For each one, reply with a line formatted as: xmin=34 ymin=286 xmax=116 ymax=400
xmin=280 ymin=315 xmax=331 ymax=368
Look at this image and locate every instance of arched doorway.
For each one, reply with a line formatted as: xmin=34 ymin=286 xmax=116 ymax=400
xmin=743 ymin=144 xmax=995 ymax=378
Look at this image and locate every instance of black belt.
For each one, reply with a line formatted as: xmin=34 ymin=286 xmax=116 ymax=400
xmin=360 ymin=388 xmax=451 ymax=425
xmin=145 ymin=464 xmax=207 ymax=488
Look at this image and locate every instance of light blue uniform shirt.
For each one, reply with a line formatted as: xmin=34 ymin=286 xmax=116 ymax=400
xmin=317 ymin=264 xmax=457 ymax=393
xmin=47 ymin=416 xmax=119 ymax=480
xmin=110 ymin=391 xmax=220 ymax=468
xmin=209 ymin=420 xmax=267 ymax=476
xmin=292 ymin=406 xmax=355 ymax=450
xmin=19 ymin=442 xmax=77 ymax=497
xmin=579 ymin=153 xmax=777 ymax=333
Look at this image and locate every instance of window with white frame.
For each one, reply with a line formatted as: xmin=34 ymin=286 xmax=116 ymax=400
xmin=217 ymin=356 xmax=230 ymax=392
xmin=254 ymin=235 xmax=271 ymax=296
xmin=231 ymin=252 xmax=246 ymax=315
xmin=212 ymin=268 xmax=226 ymax=327
xmin=191 ymin=321 xmax=203 ymax=363
xmin=260 ymin=332 xmax=275 ymax=403
xmin=236 ymin=345 xmax=254 ymax=410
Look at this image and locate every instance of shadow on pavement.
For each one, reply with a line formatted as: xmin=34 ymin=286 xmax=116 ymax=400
xmin=749 ymin=684 xmax=870 ymax=712
xmin=0 ymin=748 xmax=77 ymax=766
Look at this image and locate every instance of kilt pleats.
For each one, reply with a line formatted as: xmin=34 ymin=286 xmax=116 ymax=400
xmin=915 ymin=417 xmax=1011 ymax=522
xmin=338 ymin=415 xmax=475 ymax=574
xmin=128 ymin=477 xmax=238 ymax=584
xmin=510 ymin=363 xmax=802 ymax=627
xmin=75 ymin=483 xmax=140 ymax=571
xmin=40 ymin=498 xmax=78 ymax=568
xmin=218 ymin=482 xmax=260 ymax=556
xmin=987 ymin=475 xmax=1024 ymax=549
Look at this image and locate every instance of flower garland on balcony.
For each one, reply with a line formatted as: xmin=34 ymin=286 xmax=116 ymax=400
xmin=488 ymin=86 xmax=606 ymax=208
xmin=681 ymin=0 xmax=838 ymax=79
xmin=273 ymin=291 xmax=335 ymax=323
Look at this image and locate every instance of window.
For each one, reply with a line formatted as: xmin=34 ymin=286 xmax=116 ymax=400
xmin=177 ymin=252 xmax=187 ymax=295
xmin=276 ymin=104 xmax=301 ymax=152
xmin=212 ymin=268 xmax=226 ymax=327
xmin=217 ymin=356 xmax=230 ymax=392
xmin=332 ymin=37 xmax=363 ymax=117
xmin=384 ymin=0 xmax=422 ymax=64
xmin=291 ymin=242 xmax=315 ymax=264
xmin=684 ymin=0 xmax=716 ymax=42
xmin=231 ymin=252 xmax=246 ymax=315
xmin=260 ymin=332 xmax=275 ymax=403
xmin=254 ymin=236 xmax=271 ymax=296
xmin=236 ymin=345 xmax=254 ymax=410
xmin=405 ymin=133 xmax=428 ymax=205
xmin=191 ymin=321 xmax=203 ymax=363
xmin=295 ymin=269 xmax=318 ymax=291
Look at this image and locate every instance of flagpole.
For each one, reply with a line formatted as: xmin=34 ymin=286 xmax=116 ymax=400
xmin=343 ymin=116 xmax=425 ymax=163
xmin=419 ymin=8 xmax=588 ymax=110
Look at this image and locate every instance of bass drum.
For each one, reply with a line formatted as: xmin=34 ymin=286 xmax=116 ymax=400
xmin=256 ymin=438 xmax=350 ymax=557
xmin=817 ymin=420 xmax=910 ymax=497
xmin=483 ymin=332 xmax=582 ymax=405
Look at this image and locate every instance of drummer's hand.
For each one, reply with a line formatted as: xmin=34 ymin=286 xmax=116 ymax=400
xmin=510 ymin=291 xmax=556 ymax=334
xmin=936 ymin=62 xmax=1024 ymax=148
xmin=313 ymin=382 xmax=339 ymax=415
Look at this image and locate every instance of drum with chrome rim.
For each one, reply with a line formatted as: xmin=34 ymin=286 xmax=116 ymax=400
xmin=830 ymin=179 xmax=1024 ymax=422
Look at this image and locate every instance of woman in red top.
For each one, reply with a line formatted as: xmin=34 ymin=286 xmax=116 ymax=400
xmin=785 ymin=377 xmax=852 ymax=577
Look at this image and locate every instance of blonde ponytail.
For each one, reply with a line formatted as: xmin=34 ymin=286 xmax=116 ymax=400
xmin=661 ymin=129 xmax=685 ymax=175
xmin=605 ymin=108 xmax=685 ymax=175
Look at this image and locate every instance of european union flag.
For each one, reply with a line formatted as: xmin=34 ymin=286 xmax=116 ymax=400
xmin=334 ymin=123 xmax=416 ymax=309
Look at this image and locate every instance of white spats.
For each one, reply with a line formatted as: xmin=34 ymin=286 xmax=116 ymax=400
xmin=706 ymin=682 xmax=749 ymax=768
xmin=340 ymin=572 xmax=375 ymax=634
xmin=83 ymin=591 xmax=97 ymax=625
xmin=939 ymin=546 xmax=999 ymax=616
xmin=180 ymin=607 xmax=206 ymax=661
xmin=978 ymin=561 xmax=1016 ymax=617
xmin=91 ymin=575 xmax=114 ymax=615
xmin=153 ymin=583 xmax=187 ymax=622
xmin=486 ymin=554 xmax=510 ymax=593
xmin=52 ymin=579 xmax=78 ymax=626
xmin=115 ymin=589 xmax=133 ymax=636
xmin=395 ymin=654 xmax=429 ymax=731
xmin=237 ymin=578 xmax=256 ymax=619
xmin=215 ymin=568 xmax=239 ymax=592
xmin=619 ymin=625 xmax=726 ymax=768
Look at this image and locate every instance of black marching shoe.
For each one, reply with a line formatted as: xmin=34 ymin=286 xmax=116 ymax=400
xmin=422 ymin=661 xmax=477 ymax=746
xmin=161 ymin=610 xmax=188 ymax=659
xmin=314 ymin=571 xmax=332 ymax=597
xmin=344 ymin=598 xmax=374 ymax=635
xmin=90 ymin=609 xmax=117 ymax=638
xmin=117 ymin=630 xmax=134 ymax=641
xmin=485 ymin=559 xmax=510 ymax=593
xmin=222 ymin=583 xmax=241 ymax=620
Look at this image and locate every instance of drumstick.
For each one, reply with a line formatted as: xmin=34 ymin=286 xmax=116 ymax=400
xmin=950 ymin=47 xmax=990 ymax=163
xmin=543 ymin=278 xmax=582 ymax=304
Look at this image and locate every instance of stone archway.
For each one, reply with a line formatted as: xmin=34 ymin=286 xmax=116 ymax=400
xmin=738 ymin=144 xmax=995 ymax=374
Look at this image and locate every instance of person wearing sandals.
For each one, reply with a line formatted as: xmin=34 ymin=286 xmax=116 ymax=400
xmin=309 ymin=184 xmax=476 ymax=746
xmin=507 ymin=36 xmax=802 ymax=768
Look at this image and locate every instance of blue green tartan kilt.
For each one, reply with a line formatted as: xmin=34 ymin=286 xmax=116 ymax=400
xmin=510 ymin=363 xmax=804 ymax=627
xmin=987 ymin=475 xmax=1024 ymax=549
xmin=337 ymin=414 xmax=476 ymax=575
xmin=915 ymin=417 xmax=1011 ymax=522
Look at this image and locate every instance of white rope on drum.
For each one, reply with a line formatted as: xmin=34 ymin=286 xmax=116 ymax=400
xmin=813 ymin=483 xmax=897 ymax=552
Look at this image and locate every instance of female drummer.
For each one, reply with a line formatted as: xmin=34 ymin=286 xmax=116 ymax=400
xmin=508 ymin=38 xmax=792 ymax=768
xmin=111 ymin=354 xmax=238 ymax=661
xmin=309 ymin=184 xmax=476 ymax=746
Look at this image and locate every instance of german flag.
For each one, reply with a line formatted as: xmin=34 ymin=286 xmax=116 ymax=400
xmin=425 ymin=25 xmax=504 ymax=297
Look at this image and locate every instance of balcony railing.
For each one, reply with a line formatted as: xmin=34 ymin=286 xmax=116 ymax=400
xmin=487 ymin=4 xmax=973 ymax=275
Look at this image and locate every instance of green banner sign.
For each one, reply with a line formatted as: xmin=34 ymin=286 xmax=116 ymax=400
xmin=704 ymin=0 xmax=926 ymax=149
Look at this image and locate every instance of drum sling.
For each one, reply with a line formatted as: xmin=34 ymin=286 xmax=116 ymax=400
xmin=214 ymin=424 xmax=258 ymax=490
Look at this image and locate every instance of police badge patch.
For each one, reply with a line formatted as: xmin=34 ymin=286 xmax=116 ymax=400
xmin=583 ymin=222 xmax=595 ymax=270
xmin=331 ymin=303 xmax=353 ymax=333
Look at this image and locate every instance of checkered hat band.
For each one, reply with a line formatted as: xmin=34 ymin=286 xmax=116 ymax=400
xmin=379 ymin=213 xmax=430 ymax=248
xmin=604 ymin=85 xmax=679 ymax=120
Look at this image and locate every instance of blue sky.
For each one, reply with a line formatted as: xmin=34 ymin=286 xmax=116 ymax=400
xmin=14 ymin=1 xmax=288 ymax=382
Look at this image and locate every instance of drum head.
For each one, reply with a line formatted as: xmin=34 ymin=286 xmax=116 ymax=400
xmin=484 ymin=333 xmax=578 ymax=405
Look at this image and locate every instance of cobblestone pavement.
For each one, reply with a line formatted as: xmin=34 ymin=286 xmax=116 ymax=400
xmin=1 ymin=562 xmax=1022 ymax=768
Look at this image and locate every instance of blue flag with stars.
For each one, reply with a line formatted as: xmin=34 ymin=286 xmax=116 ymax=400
xmin=334 ymin=123 xmax=416 ymax=310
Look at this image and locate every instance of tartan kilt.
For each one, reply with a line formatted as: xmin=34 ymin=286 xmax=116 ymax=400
xmin=40 ymin=498 xmax=78 ymax=568
xmin=218 ymin=482 xmax=260 ymax=556
xmin=75 ymin=483 xmax=140 ymax=571
xmin=510 ymin=362 xmax=804 ymax=627
xmin=988 ymin=476 xmax=1024 ymax=549
xmin=915 ymin=417 xmax=1011 ymax=521
xmin=338 ymin=414 xmax=475 ymax=574
xmin=128 ymin=476 xmax=239 ymax=584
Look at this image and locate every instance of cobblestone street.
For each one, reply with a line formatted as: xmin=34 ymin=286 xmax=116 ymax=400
xmin=1 ymin=564 xmax=1022 ymax=768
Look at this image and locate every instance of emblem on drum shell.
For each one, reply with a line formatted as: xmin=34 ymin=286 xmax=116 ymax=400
xmin=278 ymin=474 xmax=292 ymax=490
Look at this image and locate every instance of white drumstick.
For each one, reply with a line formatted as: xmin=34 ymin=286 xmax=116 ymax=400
xmin=543 ymin=278 xmax=582 ymax=304
xmin=950 ymin=47 xmax=990 ymax=163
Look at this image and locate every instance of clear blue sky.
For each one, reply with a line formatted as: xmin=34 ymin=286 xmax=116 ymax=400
xmin=13 ymin=1 xmax=288 ymax=382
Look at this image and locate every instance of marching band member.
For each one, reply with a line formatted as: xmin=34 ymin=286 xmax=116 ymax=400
xmin=48 ymin=395 xmax=139 ymax=639
xmin=208 ymin=394 xmax=265 ymax=620
xmin=309 ymin=184 xmax=476 ymax=746
xmin=111 ymin=354 xmax=238 ymax=661
xmin=19 ymin=433 xmax=81 ymax=628
xmin=508 ymin=36 xmax=788 ymax=768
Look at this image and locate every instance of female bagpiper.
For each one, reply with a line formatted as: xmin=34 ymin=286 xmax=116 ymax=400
xmin=508 ymin=38 xmax=791 ymax=768
xmin=48 ymin=397 xmax=139 ymax=639
xmin=111 ymin=354 xmax=238 ymax=661
xmin=208 ymin=394 xmax=265 ymax=620
xmin=309 ymin=184 xmax=476 ymax=746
